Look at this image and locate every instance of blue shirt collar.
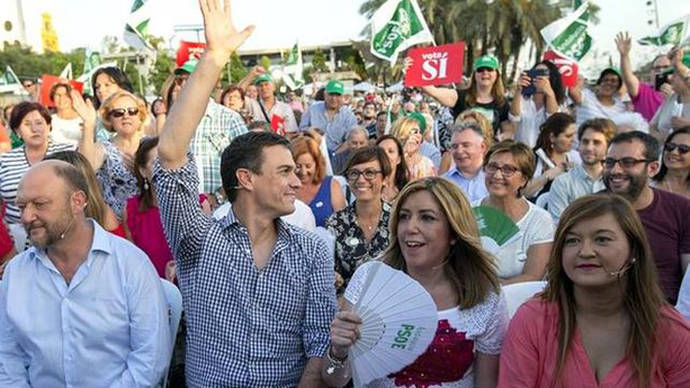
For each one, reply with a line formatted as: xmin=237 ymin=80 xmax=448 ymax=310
xmin=28 ymin=219 xmax=112 ymax=270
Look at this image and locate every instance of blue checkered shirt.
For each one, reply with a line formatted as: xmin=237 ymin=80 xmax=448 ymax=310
xmin=153 ymin=155 xmax=337 ymax=387
xmin=190 ymin=100 xmax=247 ymax=194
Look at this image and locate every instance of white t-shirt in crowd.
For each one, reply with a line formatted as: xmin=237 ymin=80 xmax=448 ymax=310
xmin=50 ymin=114 xmax=83 ymax=146
xmin=212 ymin=199 xmax=316 ymax=232
xmin=575 ymin=88 xmax=627 ymax=125
xmin=511 ymin=96 xmax=567 ymax=148
xmin=474 ymin=198 xmax=555 ymax=279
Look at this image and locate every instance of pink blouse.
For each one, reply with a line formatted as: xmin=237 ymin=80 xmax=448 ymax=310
xmin=498 ymin=299 xmax=690 ymax=388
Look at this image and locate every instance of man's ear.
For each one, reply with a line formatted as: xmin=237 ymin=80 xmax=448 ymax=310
xmin=647 ymin=160 xmax=660 ymax=178
xmin=235 ymin=168 xmax=254 ymax=192
xmin=71 ymin=190 xmax=88 ymax=213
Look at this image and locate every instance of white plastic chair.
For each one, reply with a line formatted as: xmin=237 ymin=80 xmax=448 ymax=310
xmin=535 ymin=192 xmax=550 ymax=210
xmin=502 ymin=281 xmax=547 ymax=318
xmin=160 ymin=279 xmax=182 ymax=388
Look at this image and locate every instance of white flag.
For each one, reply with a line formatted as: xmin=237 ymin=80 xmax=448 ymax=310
xmin=370 ymin=0 xmax=434 ymax=65
xmin=59 ymin=63 xmax=73 ymax=80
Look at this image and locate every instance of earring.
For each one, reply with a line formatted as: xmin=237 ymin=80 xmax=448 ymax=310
xmin=143 ymin=178 xmax=150 ymax=191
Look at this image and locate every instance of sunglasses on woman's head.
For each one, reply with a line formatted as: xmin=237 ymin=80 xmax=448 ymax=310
xmin=664 ymin=142 xmax=690 ymax=155
xmin=476 ymin=67 xmax=495 ymax=73
xmin=109 ymin=107 xmax=139 ymax=118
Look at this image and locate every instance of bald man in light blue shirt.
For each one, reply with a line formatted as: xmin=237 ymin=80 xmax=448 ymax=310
xmin=0 ymin=161 xmax=170 ymax=387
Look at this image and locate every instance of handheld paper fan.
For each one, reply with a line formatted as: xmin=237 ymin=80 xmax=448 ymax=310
xmin=473 ymin=206 xmax=520 ymax=253
xmin=343 ymin=261 xmax=438 ymax=387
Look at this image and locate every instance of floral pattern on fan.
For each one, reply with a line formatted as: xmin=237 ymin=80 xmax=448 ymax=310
xmin=390 ymin=319 xmax=474 ymax=387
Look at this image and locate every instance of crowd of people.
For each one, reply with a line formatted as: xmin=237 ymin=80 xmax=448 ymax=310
xmin=1 ymin=0 xmax=690 ymax=387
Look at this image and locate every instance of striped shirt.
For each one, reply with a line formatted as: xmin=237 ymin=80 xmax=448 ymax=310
xmin=152 ymin=155 xmax=337 ymax=387
xmin=0 ymin=142 xmax=75 ymax=224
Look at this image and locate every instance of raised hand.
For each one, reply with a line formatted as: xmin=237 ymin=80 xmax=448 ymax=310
xmin=615 ymin=32 xmax=632 ymax=56
xmin=70 ymin=89 xmax=96 ymax=127
xmin=534 ymin=76 xmax=554 ymax=97
xmin=199 ymin=0 xmax=255 ymax=60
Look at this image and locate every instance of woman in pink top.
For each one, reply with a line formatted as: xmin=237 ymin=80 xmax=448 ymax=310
xmin=499 ymin=194 xmax=690 ymax=388
xmin=123 ymin=137 xmax=211 ymax=279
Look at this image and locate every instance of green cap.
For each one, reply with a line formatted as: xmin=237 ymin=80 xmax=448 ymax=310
xmin=174 ymin=59 xmax=198 ymax=75
xmin=254 ymin=73 xmax=273 ymax=85
xmin=473 ymin=55 xmax=499 ymax=71
xmin=326 ymin=80 xmax=344 ymax=95
xmin=602 ymin=67 xmax=622 ymax=77
xmin=407 ymin=112 xmax=427 ymax=134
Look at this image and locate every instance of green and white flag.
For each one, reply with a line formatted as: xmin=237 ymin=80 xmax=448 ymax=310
xmin=282 ymin=42 xmax=304 ymax=90
xmin=370 ymin=0 xmax=434 ymax=65
xmin=638 ymin=15 xmax=690 ymax=46
xmin=540 ymin=1 xmax=593 ymax=62
xmin=0 ymin=65 xmax=27 ymax=95
xmin=123 ymin=0 xmax=153 ymax=51
xmin=78 ymin=49 xmax=104 ymax=95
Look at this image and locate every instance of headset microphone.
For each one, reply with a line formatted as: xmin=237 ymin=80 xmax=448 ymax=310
xmin=607 ymin=258 xmax=637 ymax=277
xmin=59 ymin=215 xmax=76 ymax=240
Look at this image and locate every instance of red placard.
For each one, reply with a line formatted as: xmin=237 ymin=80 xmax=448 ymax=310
xmin=176 ymin=41 xmax=207 ymax=67
xmin=404 ymin=42 xmax=465 ymax=87
xmin=543 ymin=50 xmax=579 ymax=88
xmin=39 ymin=75 xmax=84 ymax=108
xmin=271 ymin=114 xmax=286 ymax=136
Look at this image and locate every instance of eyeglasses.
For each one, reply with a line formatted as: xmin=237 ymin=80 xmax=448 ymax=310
xmin=346 ymin=169 xmax=382 ymax=181
xmin=603 ymin=157 xmax=654 ymax=169
xmin=664 ymin=142 xmax=690 ymax=155
xmin=476 ymin=67 xmax=495 ymax=74
xmin=484 ymin=163 xmax=520 ymax=177
xmin=174 ymin=76 xmax=189 ymax=86
xmin=109 ymin=107 xmax=139 ymax=118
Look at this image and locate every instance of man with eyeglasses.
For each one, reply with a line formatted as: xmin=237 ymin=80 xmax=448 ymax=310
xmin=615 ymin=31 xmax=672 ymax=122
xmin=602 ymin=131 xmax=690 ymax=304
xmin=172 ymin=59 xmax=247 ymax=206
xmin=442 ymin=122 xmax=489 ymax=203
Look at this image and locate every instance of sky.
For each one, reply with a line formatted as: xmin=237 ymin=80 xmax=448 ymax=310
xmin=12 ymin=0 xmax=690 ymax=71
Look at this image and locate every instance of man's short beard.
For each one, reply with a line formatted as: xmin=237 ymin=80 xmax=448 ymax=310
xmin=604 ymin=172 xmax=647 ymax=202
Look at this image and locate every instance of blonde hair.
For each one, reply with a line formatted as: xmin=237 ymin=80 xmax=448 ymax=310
xmin=99 ymin=90 xmax=148 ymax=133
xmin=542 ymin=194 xmax=666 ymax=388
xmin=382 ymin=177 xmax=500 ymax=309
xmin=390 ymin=117 xmax=421 ymax=143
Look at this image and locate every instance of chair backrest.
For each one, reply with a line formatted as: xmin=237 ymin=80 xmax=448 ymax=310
xmin=502 ymin=281 xmax=547 ymax=318
xmin=160 ymin=279 xmax=182 ymax=387
xmin=536 ymin=192 xmax=550 ymax=210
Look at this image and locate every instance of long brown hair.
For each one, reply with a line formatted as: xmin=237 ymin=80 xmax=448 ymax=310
xmin=134 ymin=137 xmax=159 ymax=212
xmin=381 ymin=177 xmax=500 ymax=308
xmin=466 ymin=69 xmax=506 ymax=106
xmin=542 ymin=194 xmax=665 ymax=387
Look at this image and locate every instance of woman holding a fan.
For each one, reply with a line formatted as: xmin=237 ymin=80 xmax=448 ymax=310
xmin=323 ymin=177 xmax=508 ymax=387
xmin=474 ymin=140 xmax=554 ymax=285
